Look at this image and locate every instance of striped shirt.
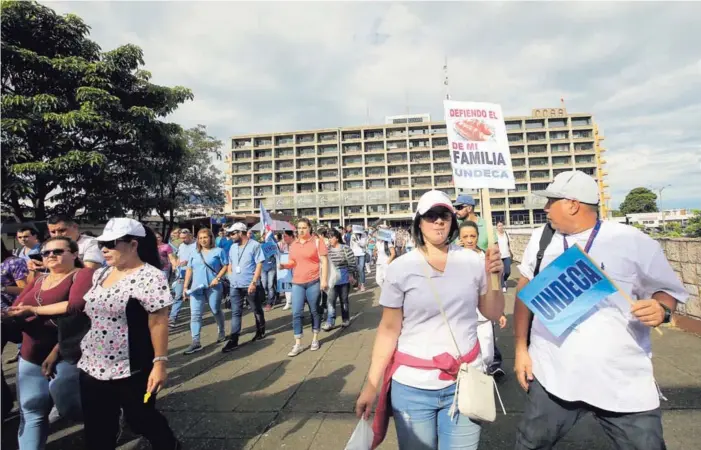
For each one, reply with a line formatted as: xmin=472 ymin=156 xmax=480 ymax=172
xmin=327 ymin=244 xmax=358 ymax=282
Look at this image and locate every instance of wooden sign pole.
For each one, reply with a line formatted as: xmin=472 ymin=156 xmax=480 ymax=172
xmin=480 ymin=187 xmax=501 ymax=291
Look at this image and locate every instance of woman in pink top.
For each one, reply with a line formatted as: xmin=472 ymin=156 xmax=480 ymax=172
xmin=279 ymin=218 xmax=328 ymax=357
xmin=155 ymin=232 xmax=174 ymax=281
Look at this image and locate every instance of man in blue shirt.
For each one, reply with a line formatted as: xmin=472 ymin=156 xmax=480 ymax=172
xmin=222 ymin=222 xmax=266 ymax=352
xmin=14 ymin=227 xmax=41 ymax=261
xmin=168 ymin=229 xmax=197 ymax=328
xmin=261 ymin=243 xmax=277 ymax=312
xmin=216 ymin=227 xmax=233 ymax=254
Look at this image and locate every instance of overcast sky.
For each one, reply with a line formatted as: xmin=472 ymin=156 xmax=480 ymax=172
xmin=45 ymin=1 xmax=700 ymax=210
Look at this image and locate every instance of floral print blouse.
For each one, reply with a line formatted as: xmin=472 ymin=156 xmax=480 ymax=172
xmin=78 ymin=263 xmax=172 ymax=381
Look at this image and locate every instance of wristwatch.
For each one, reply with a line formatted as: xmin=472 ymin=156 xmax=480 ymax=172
xmin=659 ymin=302 xmax=672 ymax=324
xmin=153 ymin=356 xmax=169 ymax=363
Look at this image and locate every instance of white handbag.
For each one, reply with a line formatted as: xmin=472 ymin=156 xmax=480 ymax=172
xmin=423 ymin=262 xmax=506 ymax=422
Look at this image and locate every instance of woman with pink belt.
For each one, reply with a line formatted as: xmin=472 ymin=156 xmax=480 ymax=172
xmin=355 ymin=190 xmax=505 ymax=450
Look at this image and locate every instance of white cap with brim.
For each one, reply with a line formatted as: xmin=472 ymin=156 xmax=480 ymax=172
xmin=226 ymin=222 xmax=248 ymax=232
xmin=96 ymin=218 xmax=146 ymax=241
xmin=534 ymin=170 xmax=600 ymax=205
xmin=416 ymin=190 xmax=456 ymax=216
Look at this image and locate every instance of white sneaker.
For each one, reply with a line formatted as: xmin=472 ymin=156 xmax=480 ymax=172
xmin=48 ymin=406 xmax=61 ymax=424
xmin=283 ymin=303 xmax=291 ymax=311
xmin=310 ymin=340 xmax=320 ymax=351
xmin=502 ymin=287 xmax=507 ymax=293
xmin=288 ymin=344 xmax=303 ymax=357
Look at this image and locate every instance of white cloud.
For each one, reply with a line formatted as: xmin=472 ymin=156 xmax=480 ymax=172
xmin=43 ymin=1 xmax=701 ymax=209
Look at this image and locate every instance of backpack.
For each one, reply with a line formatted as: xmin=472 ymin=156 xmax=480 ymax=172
xmin=527 ymin=223 xmax=555 ymax=347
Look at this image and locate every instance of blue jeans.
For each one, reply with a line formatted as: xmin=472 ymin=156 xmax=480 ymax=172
xmin=261 ymin=268 xmax=277 ymax=307
xmin=327 ymin=283 xmax=350 ymax=325
xmin=291 ymin=280 xmax=321 ymax=338
xmin=355 ymin=255 xmax=366 ymax=285
xmin=18 ymin=357 xmax=83 ymax=449
xmin=230 ymin=286 xmax=265 ymax=336
xmin=190 ymin=284 xmax=225 ymax=342
xmin=168 ymin=279 xmax=185 ymax=323
xmin=391 ymin=380 xmax=481 ymax=450
xmin=502 ymin=257 xmax=512 ymax=288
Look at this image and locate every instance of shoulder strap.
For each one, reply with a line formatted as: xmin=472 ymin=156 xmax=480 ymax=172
xmin=533 ymin=224 xmax=555 ymax=277
xmin=421 ymin=257 xmax=463 ymax=357
xmin=199 ymin=250 xmax=218 ymax=275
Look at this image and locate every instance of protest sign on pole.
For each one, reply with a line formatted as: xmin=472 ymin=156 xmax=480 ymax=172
xmin=444 ymin=100 xmax=516 ymax=290
xmin=352 ymin=225 xmax=365 ymax=234
xmin=517 ymin=243 xmax=663 ymax=337
xmin=376 ymin=229 xmax=394 ymax=242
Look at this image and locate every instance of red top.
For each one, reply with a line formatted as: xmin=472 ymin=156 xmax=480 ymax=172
xmin=288 ymin=238 xmax=328 ymax=284
xmin=12 ymin=268 xmax=94 ymax=365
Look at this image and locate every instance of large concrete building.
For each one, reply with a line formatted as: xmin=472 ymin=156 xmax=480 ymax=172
xmin=224 ymin=106 xmax=609 ymax=229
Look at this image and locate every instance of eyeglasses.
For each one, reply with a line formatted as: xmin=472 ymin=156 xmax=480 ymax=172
xmin=454 ymin=205 xmax=466 ymax=211
xmin=97 ymin=238 xmax=131 ymax=250
xmin=41 ymin=249 xmax=68 ymax=258
xmin=422 ymin=210 xmax=454 ymax=223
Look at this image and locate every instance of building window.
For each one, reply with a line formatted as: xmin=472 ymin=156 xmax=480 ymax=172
xmin=572 ymin=117 xmax=592 ymax=127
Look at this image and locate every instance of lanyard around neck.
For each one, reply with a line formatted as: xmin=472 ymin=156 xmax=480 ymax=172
xmin=236 ymin=241 xmax=250 ymax=264
xmin=563 ymin=220 xmax=601 ymax=253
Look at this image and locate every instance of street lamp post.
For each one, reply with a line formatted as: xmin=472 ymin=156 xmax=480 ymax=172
xmin=656 ymin=184 xmax=671 ymax=232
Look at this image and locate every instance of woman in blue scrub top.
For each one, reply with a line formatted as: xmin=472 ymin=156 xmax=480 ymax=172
xmin=182 ymin=229 xmax=229 ymax=354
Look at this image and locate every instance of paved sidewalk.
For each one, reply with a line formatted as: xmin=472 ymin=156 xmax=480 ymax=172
xmin=3 ymin=266 xmax=701 ymax=449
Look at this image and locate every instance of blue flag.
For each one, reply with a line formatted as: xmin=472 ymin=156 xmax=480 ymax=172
xmin=518 ymin=244 xmax=617 ymax=337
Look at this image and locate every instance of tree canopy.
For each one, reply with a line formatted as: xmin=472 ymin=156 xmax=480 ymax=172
xmin=618 ymin=187 xmax=658 ymax=215
xmin=1 ymin=0 xmax=202 ymax=223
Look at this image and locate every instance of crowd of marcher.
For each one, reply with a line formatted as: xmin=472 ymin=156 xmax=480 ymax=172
xmin=0 ymin=171 xmax=687 ymax=450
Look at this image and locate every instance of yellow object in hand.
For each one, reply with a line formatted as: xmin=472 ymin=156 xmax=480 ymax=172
xmin=143 ymin=392 xmax=151 ymax=404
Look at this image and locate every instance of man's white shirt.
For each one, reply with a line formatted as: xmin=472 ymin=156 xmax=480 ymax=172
xmin=519 ymin=221 xmax=688 ymax=413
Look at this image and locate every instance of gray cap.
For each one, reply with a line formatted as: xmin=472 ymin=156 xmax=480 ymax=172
xmin=534 ymin=170 xmax=600 ymax=205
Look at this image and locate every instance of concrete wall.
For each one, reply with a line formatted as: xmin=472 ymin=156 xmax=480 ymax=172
xmin=508 ymin=231 xmax=701 ymax=323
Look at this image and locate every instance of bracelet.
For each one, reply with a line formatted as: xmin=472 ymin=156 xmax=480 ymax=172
xmin=153 ymin=356 xmax=169 ymax=363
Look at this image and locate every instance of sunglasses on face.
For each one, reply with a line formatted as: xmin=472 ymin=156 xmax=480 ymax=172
xmin=41 ymin=249 xmax=69 ymax=258
xmin=422 ymin=209 xmax=453 ymax=223
xmin=97 ymin=238 xmax=132 ymax=250
xmin=454 ymin=205 xmax=466 ymax=211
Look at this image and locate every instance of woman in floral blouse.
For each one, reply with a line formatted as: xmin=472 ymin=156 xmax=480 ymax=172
xmin=79 ymin=218 xmax=179 ymax=450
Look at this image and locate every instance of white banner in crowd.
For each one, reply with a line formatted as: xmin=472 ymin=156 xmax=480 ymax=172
xmin=352 ymin=225 xmax=365 ymax=234
xmin=443 ymin=100 xmax=516 ymax=190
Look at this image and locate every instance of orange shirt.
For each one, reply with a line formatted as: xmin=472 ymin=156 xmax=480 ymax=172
xmin=288 ymin=238 xmax=328 ymax=284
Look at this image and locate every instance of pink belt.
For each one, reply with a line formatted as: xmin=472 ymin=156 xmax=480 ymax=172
xmin=371 ymin=342 xmax=481 ymax=449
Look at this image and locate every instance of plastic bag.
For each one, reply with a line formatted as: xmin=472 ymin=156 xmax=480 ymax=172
xmin=344 ymin=419 xmax=373 ymax=450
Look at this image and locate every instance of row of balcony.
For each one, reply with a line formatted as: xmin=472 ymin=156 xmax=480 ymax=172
xmin=505 ymin=116 xmax=593 ymax=131
xmin=507 ymin=130 xmax=594 ymax=143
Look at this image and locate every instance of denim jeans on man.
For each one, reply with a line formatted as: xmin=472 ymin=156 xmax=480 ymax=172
xmin=168 ymin=278 xmax=185 ymax=323
xmin=355 ymin=255 xmax=366 ymax=285
xmin=291 ymin=280 xmax=321 ymax=338
xmin=190 ymin=284 xmax=225 ymax=341
xmin=391 ymin=379 xmax=481 ymax=450
xmin=327 ymin=283 xmax=350 ymax=325
xmin=514 ymin=378 xmax=666 ymax=450
xmin=17 ymin=357 xmax=83 ymax=449
xmin=230 ymin=286 xmax=265 ymax=336
xmin=261 ymin=268 xmax=277 ymax=307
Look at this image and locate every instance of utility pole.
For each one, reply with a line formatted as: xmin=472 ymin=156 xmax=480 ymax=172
xmin=650 ymin=184 xmax=671 ymax=231
xmin=443 ymin=56 xmax=451 ymax=100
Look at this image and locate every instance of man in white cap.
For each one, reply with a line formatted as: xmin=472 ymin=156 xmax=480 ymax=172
xmin=222 ymin=222 xmax=266 ymax=352
xmin=512 ymin=170 xmax=688 ymax=449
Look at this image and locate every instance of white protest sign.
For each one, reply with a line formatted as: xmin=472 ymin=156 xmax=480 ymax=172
xmin=444 ymin=100 xmax=515 ymax=190
xmin=352 ymin=225 xmax=365 ymax=234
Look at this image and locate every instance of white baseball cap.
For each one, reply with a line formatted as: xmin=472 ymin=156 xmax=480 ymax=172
xmin=226 ymin=222 xmax=248 ymax=232
xmin=534 ymin=170 xmax=600 ymax=205
xmin=416 ymin=190 xmax=456 ymax=216
xmin=96 ymin=218 xmax=146 ymax=241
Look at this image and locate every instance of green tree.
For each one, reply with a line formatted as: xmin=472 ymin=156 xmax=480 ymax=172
xmin=141 ymin=125 xmax=224 ymax=236
xmin=619 ymin=187 xmax=658 ymax=215
xmin=1 ymin=1 xmax=193 ymax=221
xmin=685 ymin=210 xmax=701 ymax=238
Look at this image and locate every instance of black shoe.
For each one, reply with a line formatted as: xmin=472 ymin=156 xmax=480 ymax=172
xmin=251 ymin=328 xmax=266 ymax=342
xmin=222 ymin=336 xmax=239 ymax=353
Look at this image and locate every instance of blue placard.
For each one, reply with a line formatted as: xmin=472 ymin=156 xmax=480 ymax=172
xmin=276 ymin=254 xmax=293 ymax=292
xmin=261 ymin=241 xmax=278 ymax=259
xmin=376 ymin=229 xmax=394 ymax=242
xmin=518 ymin=245 xmax=617 ymax=337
